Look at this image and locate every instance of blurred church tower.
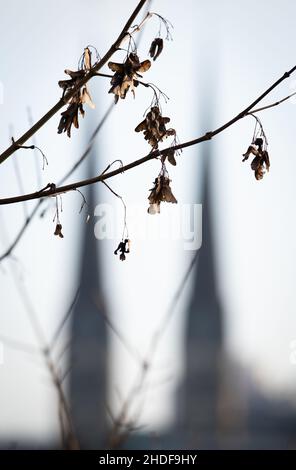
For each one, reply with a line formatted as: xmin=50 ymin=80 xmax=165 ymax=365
xmin=181 ymin=150 xmax=224 ymax=448
xmin=179 ymin=69 xmax=249 ymax=447
xmin=70 ymin=153 xmax=107 ymax=449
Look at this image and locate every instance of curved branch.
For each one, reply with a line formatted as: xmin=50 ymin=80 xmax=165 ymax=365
xmin=0 ymin=103 xmax=115 ymax=262
xmin=0 ymin=63 xmax=296 ymax=206
xmin=0 ymin=0 xmax=149 ymax=166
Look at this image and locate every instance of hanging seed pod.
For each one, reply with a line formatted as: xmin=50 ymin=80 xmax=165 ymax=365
xmin=149 ymin=38 xmax=164 ymax=61
xmin=54 ymin=223 xmax=64 ymax=238
xmin=161 ymin=148 xmax=177 ymax=166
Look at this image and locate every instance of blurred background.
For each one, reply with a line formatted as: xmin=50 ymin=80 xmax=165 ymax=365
xmin=0 ymin=0 xmax=296 ymax=449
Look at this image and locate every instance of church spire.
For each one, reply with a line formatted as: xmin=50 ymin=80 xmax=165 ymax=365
xmin=181 ymin=145 xmax=224 ymax=447
xmin=70 ymin=153 xmax=107 ymax=449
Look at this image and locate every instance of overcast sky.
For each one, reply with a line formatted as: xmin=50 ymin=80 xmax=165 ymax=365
xmin=1 ymin=0 xmax=296 ymax=443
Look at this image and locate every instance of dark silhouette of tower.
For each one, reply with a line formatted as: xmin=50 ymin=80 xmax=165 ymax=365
xmin=181 ymin=151 xmax=224 ymax=448
xmin=70 ymin=157 xmax=107 ymax=449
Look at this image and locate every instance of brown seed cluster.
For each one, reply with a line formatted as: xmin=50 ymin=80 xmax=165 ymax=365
xmin=242 ymin=137 xmax=270 ymax=180
xmin=57 ymin=48 xmax=94 ymax=137
xmin=108 ymin=53 xmax=151 ymax=103
xmin=135 ymin=106 xmax=175 ymax=148
xmin=56 ymin=29 xmax=178 ymax=252
xmin=148 ymin=173 xmax=177 ymax=214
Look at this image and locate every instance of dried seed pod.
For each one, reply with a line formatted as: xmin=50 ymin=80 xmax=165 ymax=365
xmin=149 ymin=38 xmax=164 ymax=61
xmin=242 ymin=135 xmax=270 ymax=180
xmin=57 ymin=58 xmax=95 ymax=137
xmin=242 ymin=145 xmax=258 ymax=162
xmin=135 ymin=106 xmax=175 ymax=148
xmin=254 ymin=137 xmax=264 ymax=147
xmin=148 ymin=203 xmax=161 ymax=215
xmin=58 ymin=79 xmax=73 ymax=91
xmin=137 ymin=60 xmax=151 ymax=73
xmin=58 ymin=103 xmax=84 ymax=137
xmin=161 ymin=148 xmax=177 ymax=166
xmin=83 ymin=47 xmax=92 ymax=70
xmin=64 ymin=69 xmax=85 ymax=80
xmin=262 ymin=150 xmax=270 ymax=172
xmin=81 ymin=86 xmax=95 ymax=109
xmin=251 ymin=157 xmax=265 ymax=180
xmin=167 ymin=149 xmax=177 ymax=166
xmin=147 ymin=174 xmax=177 ymax=214
xmin=108 ymin=53 xmax=151 ymax=102
xmin=54 ymin=223 xmax=64 ymax=238
xmin=114 ymin=239 xmax=130 ymax=261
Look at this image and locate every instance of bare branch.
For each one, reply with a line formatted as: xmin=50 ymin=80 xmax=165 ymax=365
xmin=94 ymin=296 xmax=143 ymax=365
xmin=0 ymin=0 xmax=149 ymax=166
xmin=108 ymin=250 xmax=199 ymax=446
xmin=0 ymin=334 xmax=39 ymax=356
xmin=6 ymin=258 xmax=80 ymax=449
xmin=49 ymin=286 xmax=80 ymax=351
xmin=0 ymin=103 xmax=114 ymax=263
xmin=1 ymin=63 xmax=296 ymax=206
xmin=247 ymin=90 xmax=296 ymax=114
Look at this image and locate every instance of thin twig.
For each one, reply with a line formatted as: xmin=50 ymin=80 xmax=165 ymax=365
xmin=49 ymin=286 xmax=80 ymax=351
xmin=12 ymin=156 xmax=29 ymax=219
xmin=108 ymin=250 xmax=199 ymax=446
xmin=20 ymin=281 xmax=79 ymax=448
xmin=0 ymin=0 xmax=149 ymax=166
xmin=27 ymin=107 xmax=42 ymax=187
xmin=94 ymin=296 xmax=143 ymax=365
xmin=0 ymin=334 xmax=39 ymax=356
xmin=248 ymin=91 xmax=296 ymax=114
xmin=0 ymin=203 xmax=41 ymax=261
xmin=102 ymin=180 xmax=128 ymax=239
xmin=0 ymin=201 xmax=76 ymax=445
xmin=1 ymin=63 xmax=296 ymax=206
xmin=4 ymin=253 xmax=80 ymax=448
xmin=56 ymin=339 xmax=72 ymax=365
xmin=0 ymin=103 xmax=115 ymax=263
